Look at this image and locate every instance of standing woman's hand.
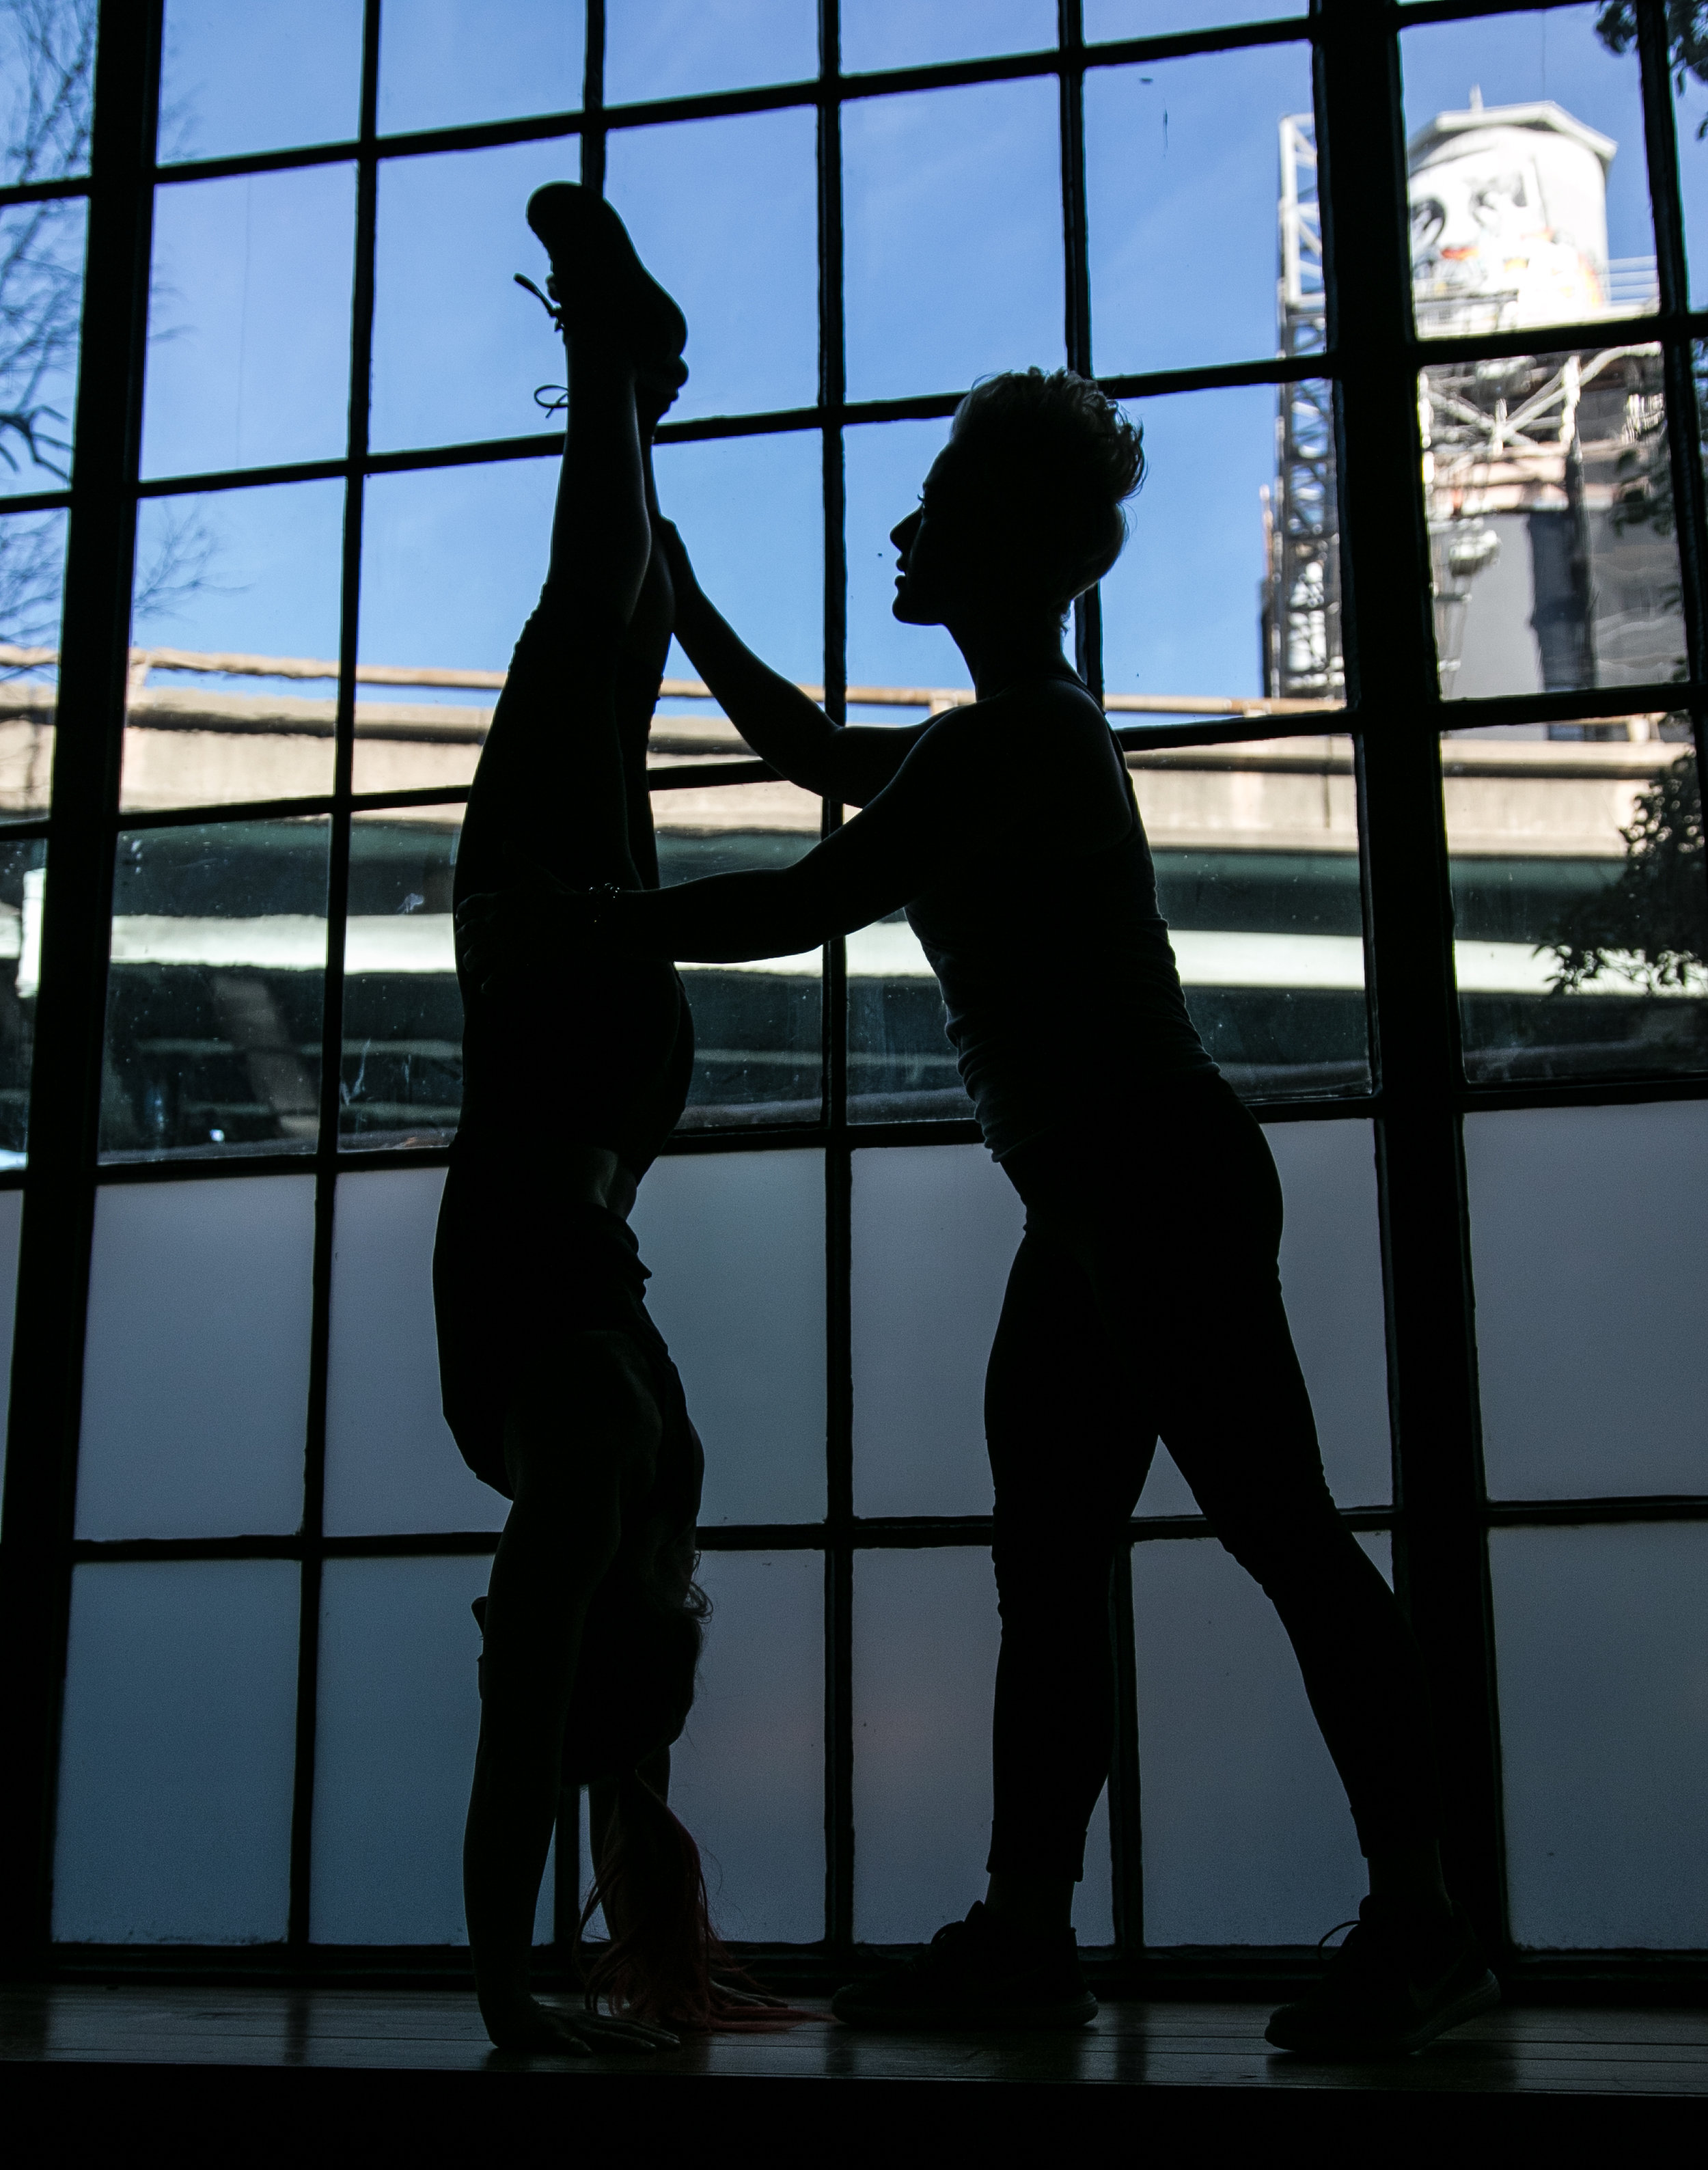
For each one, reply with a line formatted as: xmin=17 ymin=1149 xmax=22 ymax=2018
xmin=454 ymin=853 xmax=616 ymax=999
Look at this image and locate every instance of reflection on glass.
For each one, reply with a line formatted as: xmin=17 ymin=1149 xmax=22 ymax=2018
xmin=377 ymin=0 xmax=583 ymax=137
xmin=655 ymin=779 xmax=823 ymax=1126
xmin=1102 ymin=381 xmax=1342 ymax=714
xmin=843 ymin=77 xmax=1062 ymax=403
xmin=124 ymin=480 xmax=344 ymax=811
xmin=1401 ymin=5 xmax=1655 ymax=339
xmin=606 ymin=108 xmax=818 ymax=422
xmin=0 ymin=1 xmax=94 ymax=185
xmin=851 ymin=735 xmax=1368 ymax=1122
xmin=355 ymin=457 xmax=556 ymax=795
xmin=143 ymin=165 xmax=357 ymax=478
xmin=1444 ymin=719 xmax=1708 ymax=1084
xmin=160 ymin=0 xmax=363 ymax=163
xmin=607 ymin=0 xmax=816 ymax=104
xmin=1086 ymin=43 xmax=1312 ymax=376
xmin=341 ymin=810 xmax=463 ymax=1147
xmin=1424 ymin=348 xmax=1684 ymax=698
xmin=100 ymin=818 xmax=330 ymax=1159
xmin=0 ymin=508 xmax=65 ymax=817
xmin=1085 ymin=1 xmax=1304 ymax=34
xmin=0 ymin=198 xmax=85 ymax=483
xmin=0 ymin=837 xmax=45 ymax=1162
xmin=842 ymin=0 xmax=1052 ymax=74
xmin=371 ymin=137 xmax=594 ymax=454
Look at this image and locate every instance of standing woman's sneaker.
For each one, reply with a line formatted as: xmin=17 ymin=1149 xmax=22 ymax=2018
xmin=1265 ymin=1898 xmax=1500 ymax=2057
xmin=830 ymin=1903 xmax=1097 ymax=2031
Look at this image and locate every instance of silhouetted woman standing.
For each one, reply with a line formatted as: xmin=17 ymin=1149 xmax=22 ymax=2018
xmin=477 ymin=366 xmax=1498 ymax=2057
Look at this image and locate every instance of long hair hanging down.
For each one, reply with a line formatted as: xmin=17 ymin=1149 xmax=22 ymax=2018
xmin=577 ymin=1766 xmax=808 ymax=2032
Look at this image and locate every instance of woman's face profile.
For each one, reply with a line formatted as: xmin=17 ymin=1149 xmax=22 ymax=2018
xmin=890 ymin=450 xmax=972 ymax=627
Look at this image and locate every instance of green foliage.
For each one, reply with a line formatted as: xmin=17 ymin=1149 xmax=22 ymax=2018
xmin=1597 ymin=4 xmax=1708 ymax=133
xmin=1552 ymin=748 xmax=1708 ymax=991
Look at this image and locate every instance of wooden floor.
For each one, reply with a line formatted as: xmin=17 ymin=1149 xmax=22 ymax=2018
xmin=2 ymin=1984 xmax=1703 ymax=2159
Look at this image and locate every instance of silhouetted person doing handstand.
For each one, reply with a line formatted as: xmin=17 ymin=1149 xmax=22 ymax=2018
xmin=438 ymin=186 xmax=774 ymax=2054
xmin=488 ymin=361 xmax=1500 ymax=2057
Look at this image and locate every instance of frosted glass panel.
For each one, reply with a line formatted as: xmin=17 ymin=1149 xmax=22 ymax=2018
xmin=1465 ymin=1103 xmax=1708 ymax=1498
xmin=0 ymin=1187 xmax=21 ymax=1494
xmin=325 ymin=1168 xmax=504 ymax=1537
xmin=312 ymin=1554 xmax=552 ymax=1945
xmin=631 ymin=1151 xmax=825 ymax=1525
xmin=1134 ymin=1533 xmax=1390 ymax=1946
xmin=853 ymin=1547 xmax=1112 ymax=1945
xmin=54 ymin=1561 xmax=299 ymax=1942
xmin=1491 ymin=1524 xmax=1708 ymax=1949
xmin=851 ymin=1146 xmax=1023 ymax=1517
xmin=77 ymin=1177 xmax=315 ymax=1539
xmin=668 ymin=1552 xmax=823 ymax=1943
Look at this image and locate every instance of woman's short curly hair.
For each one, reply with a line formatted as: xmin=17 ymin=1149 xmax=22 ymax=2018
xmin=940 ymin=367 xmax=1145 ymax=610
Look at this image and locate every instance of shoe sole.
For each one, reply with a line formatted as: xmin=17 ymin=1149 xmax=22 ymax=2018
xmin=1265 ymin=1969 xmax=1502 ymax=2059
xmin=829 ymin=1992 xmax=1099 ymax=2033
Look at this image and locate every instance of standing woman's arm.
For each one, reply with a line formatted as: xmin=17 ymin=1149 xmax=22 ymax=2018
xmin=657 ymin=521 xmax=928 ymax=806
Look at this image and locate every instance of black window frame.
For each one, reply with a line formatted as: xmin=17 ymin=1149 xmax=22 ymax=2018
xmin=0 ymin=0 xmax=1704 ymax=1995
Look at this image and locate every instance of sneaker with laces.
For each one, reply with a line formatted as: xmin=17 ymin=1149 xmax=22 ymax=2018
xmin=1265 ymin=1897 xmax=1500 ymax=2057
xmin=523 ymin=181 xmax=687 ymax=390
xmin=830 ymin=1902 xmax=1098 ymax=2032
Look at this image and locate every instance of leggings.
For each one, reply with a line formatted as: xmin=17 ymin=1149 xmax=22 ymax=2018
xmin=985 ymin=1077 xmax=1441 ymax=1878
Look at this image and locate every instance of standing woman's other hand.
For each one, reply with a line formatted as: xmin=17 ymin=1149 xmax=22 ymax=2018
xmin=454 ymin=851 xmax=614 ymax=999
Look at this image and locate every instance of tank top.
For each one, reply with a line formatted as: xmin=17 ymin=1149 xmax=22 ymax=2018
xmin=905 ymin=680 xmax=1215 ymax=1161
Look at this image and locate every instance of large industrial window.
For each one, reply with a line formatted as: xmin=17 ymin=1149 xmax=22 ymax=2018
xmin=1 ymin=0 xmax=1705 ymax=1985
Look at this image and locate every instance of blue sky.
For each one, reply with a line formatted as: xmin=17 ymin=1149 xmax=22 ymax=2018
xmin=17 ymin=4 xmax=1701 ymax=719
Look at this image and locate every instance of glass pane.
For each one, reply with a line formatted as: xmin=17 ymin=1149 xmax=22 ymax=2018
xmin=313 ymin=1554 xmax=552 ymax=1945
xmin=607 ymin=1 xmax=816 ymax=103
xmin=124 ymin=480 xmax=345 ymax=812
xmin=0 ymin=1 xmax=94 ymax=184
xmin=0 ymin=1185 xmax=21 ymax=1493
xmin=1674 ymin=38 xmax=1708 ymax=310
xmin=371 ymin=139 xmax=597 ymax=456
xmin=1465 ymin=1101 xmax=1708 ymax=1500
xmin=0 ymin=835 xmax=44 ymax=1152
xmin=1087 ymin=43 xmax=1313 ymax=377
xmin=844 ymin=78 xmax=1063 ymax=404
xmin=100 ymin=818 xmax=331 ymax=1159
xmin=1134 ymin=1532 xmax=1389 ymax=1945
xmin=605 ymin=109 xmax=817 ymax=422
xmin=160 ymin=0 xmax=363 ymax=163
xmin=656 ymin=429 xmax=824 ymax=688
xmin=1086 ymin=3 xmax=1305 ymax=33
xmin=1491 ymin=1524 xmax=1708 ymax=1949
xmin=75 ymin=1174 xmax=315 ymax=1539
xmin=1422 ymin=348 xmax=1684 ymax=698
xmin=630 ymin=1149 xmax=825 ymax=1526
xmin=354 ymin=457 xmax=555 ymax=796
xmin=378 ymin=0 xmax=583 ymax=137
xmin=1444 ymin=724 xmax=1708 ymax=1085
xmin=0 ymin=197 xmax=86 ymax=482
xmin=0 ymin=506 xmax=65 ymax=816
xmin=658 ymin=779 xmax=823 ymax=1130
xmin=851 ymin=1144 xmax=1023 ymax=1518
xmin=1102 ymin=381 xmax=1342 ymax=715
xmin=143 ymin=165 xmax=357 ymax=479
xmin=845 ymin=417 xmax=967 ymax=695
xmin=667 ymin=1551 xmax=824 ymax=1943
xmin=853 ymin=1547 xmax=1112 ymax=1944
xmin=53 ymin=1560 xmax=299 ymax=1942
xmin=1139 ymin=738 xmax=1369 ymax=1098
xmin=342 ymin=810 xmax=462 ymax=1148
xmin=1403 ymin=5 xmax=1655 ymax=339
xmin=325 ymin=1167 xmax=505 ymax=1537
xmin=842 ymin=0 xmax=1053 ymax=73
